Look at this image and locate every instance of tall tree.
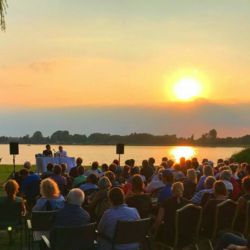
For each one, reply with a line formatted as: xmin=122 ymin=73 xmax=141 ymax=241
xmin=0 ymin=0 xmax=7 ymax=31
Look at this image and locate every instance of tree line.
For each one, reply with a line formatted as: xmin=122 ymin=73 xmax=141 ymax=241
xmin=0 ymin=129 xmax=250 ymax=146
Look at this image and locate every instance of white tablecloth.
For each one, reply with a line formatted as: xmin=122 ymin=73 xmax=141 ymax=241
xmin=36 ymin=157 xmax=75 ymax=173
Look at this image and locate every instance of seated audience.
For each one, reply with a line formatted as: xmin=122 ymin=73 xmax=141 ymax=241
xmin=41 ymin=163 xmax=54 ymax=179
xmin=105 ymin=170 xmax=120 ymax=188
xmin=54 ymin=188 xmax=90 ymax=227
xmin=196 ymin=164 xmax=214 ymax=192
xmin=80 ymin=174 xmax=99 ymax=192
xmin=140 ymin=159 xmax=154 ymax=183
xmin=33 ymin=178 xmax=65 ymax=211
xmin=0 ymin=179 xmax=26 ymax=216
xmin=191 ymin=176 xmax=216 ymax=205
xmin=50 ymin=165 xmax=67 ymax=195
xmin=202 ymin=180 xmax=228 ymax=237
xmin=69 ymin=157 xmax=83 ymax=178
xmin=86 ymin=161 xmax=101 ymax=176
xmin=125 ymin=174 xmax=152 ymax=218
xmin=220 ymin=170 xmax=234 ymax=195
xmin=145 ymin=167 xmax=165 ymax=193
xmin=234 ymin=176 xmax=250 ymax=232
xmin=72 ymin=166 xmax=86 ymax=188
xmin=154 ymin=182 xmax=190 ymax=245
xmin=183 ymin=168 xmax=197 ymax=200
xmin=158 ymin=169 xmax=174 ymax=205
xmin=98 ymin=187 xmax=140 ymax=250
xmin=89 ymin=177 xmax=112 ymax=221
xmin=20 ymin=169 xmax=40 ymax=208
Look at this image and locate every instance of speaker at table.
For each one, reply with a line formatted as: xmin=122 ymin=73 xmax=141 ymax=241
xmin=116 ymin=144 xmax=124 ymax=154
xmin=9 ymin=142 xmax=19 ymax=155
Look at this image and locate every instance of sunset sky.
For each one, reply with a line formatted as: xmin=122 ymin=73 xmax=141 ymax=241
xmin=1 ymin=0 xmax=250 ymax=137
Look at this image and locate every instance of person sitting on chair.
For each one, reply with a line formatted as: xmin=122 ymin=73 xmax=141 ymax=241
xmin=33 ymin=178 xmax=65 ymax=211
xmin=43 ymin=144 xmax=53 ymax=157
xmin=54 ymin=188 xmax=90 ymax=227
xmin=98 ymin=187 xmax=140 ymax=250
xmin=0 ymin=179 xmax=26 ymax=216
xmin=154 ymin=182 xmax=190 ymax=245
xmin=55 ymin=146 xmax=67 ymax=158
xmin=125 ymin=174 xmax=152 ymax=218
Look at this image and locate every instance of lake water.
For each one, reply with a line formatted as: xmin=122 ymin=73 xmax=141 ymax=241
xmin=0 ymin=144 xmax=244 ymax=165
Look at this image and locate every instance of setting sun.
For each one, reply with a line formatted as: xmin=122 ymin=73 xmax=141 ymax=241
xmin=173 ymin=77 xmax=202 ymax=101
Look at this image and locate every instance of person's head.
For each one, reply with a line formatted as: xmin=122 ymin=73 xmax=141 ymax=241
xmin=122 ymin=165 xmax=130 ymax=179
xmin=187 ymin=169 xmax=197 ymax=184
xmin=109 ymin=187 xmax=124 ymax=206
xmin=105 ymin=171 xmax=116 ymax=183
xmin=202 ymin=158 xmax=208 ymax=165
xmin=191 ymin=158 xmax=199 ymax=169
xmin=131 ymin=174 xmax=144 ymax=193
xmin=220 ymin=170 xmax=232 ymax=181
xmin=167 ymin=159 xmax=174 ymax=168
xmin=47 ymin=163 xmax=54 ymax=172
xmin=174 ymin=164 xmax=181 ymax=171
xmin=148 ymin=157 xmax=155 ymax=166
xmin=130 ymin=159 xmax=135 ymax=167
xmin=23 ymin=161 xmax=31 ymax=170
xmin=4 ymin=179 xmax=19 ymax=199
xmin=53 ymin=165 xmax=62 ymax=175
xmin=76 ymin=157 xmax=83 ymax=166
xmin=46 ymin=144 xmax=51 ymax=150
xmin=160 ymin=161 xmax=168 ymax=169
xmin=77 ymin=166 xmax=85 ymax=176
xmin=86 ymin=174 xmax=98 ymax=184
xmin=242 ymin=176 xmax=250 ymax=194
xmin=67 ymin=188 xmax=85 ymax=206
xmin=162 ymin=169 xmax=174 ymax=184
xmin=109 ymin=163 xmax=117 ymax=173
xmin=131 ymin=166 xmax=140 ymax=176
xmin=213 ymin=181 xmax=227 ymax=197
xmin=61 ymin=163 xmax=67 ymax=173
xmin=98 ymin=177 xmax=112 ymax=190
xmin=40 ymin=178 xmax=60 ymax=199
xmin=204 ymin=176 xmax=216 ymax=189
xmin=185 ymin=160 xmax=192 ymax=169
xmin=217 ymin=159 xmax=224 ymax=164
xmin=113 ymin=159 xmax=119 ymax=166
xmin=203 ymin=165 xmax=214 ymax=177
xmin=142 ymin=160 xmax=149 ymax=168
xmin=59 ymin=145 xmax=63 ymax=152
xmin=229 ymin=164 xmax=239 ymax=174
xmin=162 ymin=157 xmax=168 ymax=162
xmin=91 ymin=161 xmax=99 ymax=170
xmin=101 ymin=163 xmax=109 ymax=172
xmin=180 ymin=157 xmax=186 ymax=167
xmin=172 ymin=182 xmax=184 ymax=198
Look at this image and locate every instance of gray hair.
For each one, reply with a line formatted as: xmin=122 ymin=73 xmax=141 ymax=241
xmin=67 ymin=188 xmax=85 ymax=206
xmin=24 ymin=161 xmax=31 ymax=169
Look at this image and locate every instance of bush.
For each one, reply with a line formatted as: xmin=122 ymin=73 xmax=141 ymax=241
xmin=231 ymin=148 xmax=250 ymax=163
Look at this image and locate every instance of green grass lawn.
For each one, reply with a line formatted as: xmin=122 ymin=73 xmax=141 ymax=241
xmin=0 ymin=165 xmax=36 ymax=196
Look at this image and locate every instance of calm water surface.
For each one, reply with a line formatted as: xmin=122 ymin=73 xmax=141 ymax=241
xmin=0 ymin=144 xmax=244 ymax=165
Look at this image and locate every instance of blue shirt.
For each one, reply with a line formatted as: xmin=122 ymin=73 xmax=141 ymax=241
xmin=158 ymin=183 xmax=172 ymax=205
xmin=54 ymin=203 xmax=90 ymax=227
xmin=80 ymin=183 xmax=99 ymax=192
xmin=191 ymin=188 xmax=213 ymax=205
xmin=98 ymin=204 xmax=140 ymax=250
xmin=21 ymin=174 xmax=40 ymax=199
xmin=32 ymin=195 xmax=65 ymax=211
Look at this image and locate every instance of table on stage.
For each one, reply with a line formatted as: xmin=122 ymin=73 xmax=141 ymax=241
xmin=36 ymin=157 xmax=75 ymax=173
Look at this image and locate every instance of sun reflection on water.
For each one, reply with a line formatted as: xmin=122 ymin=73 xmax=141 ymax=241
xmin=170 ymin=146 xmax=196 ymax=162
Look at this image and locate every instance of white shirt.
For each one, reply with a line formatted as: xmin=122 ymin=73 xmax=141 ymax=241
xmin=55 ymin=150 xmax=67 ymax=157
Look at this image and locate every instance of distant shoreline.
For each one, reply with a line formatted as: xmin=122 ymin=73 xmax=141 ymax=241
xmin=0 ymin=143 xmax=248 ymax=147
